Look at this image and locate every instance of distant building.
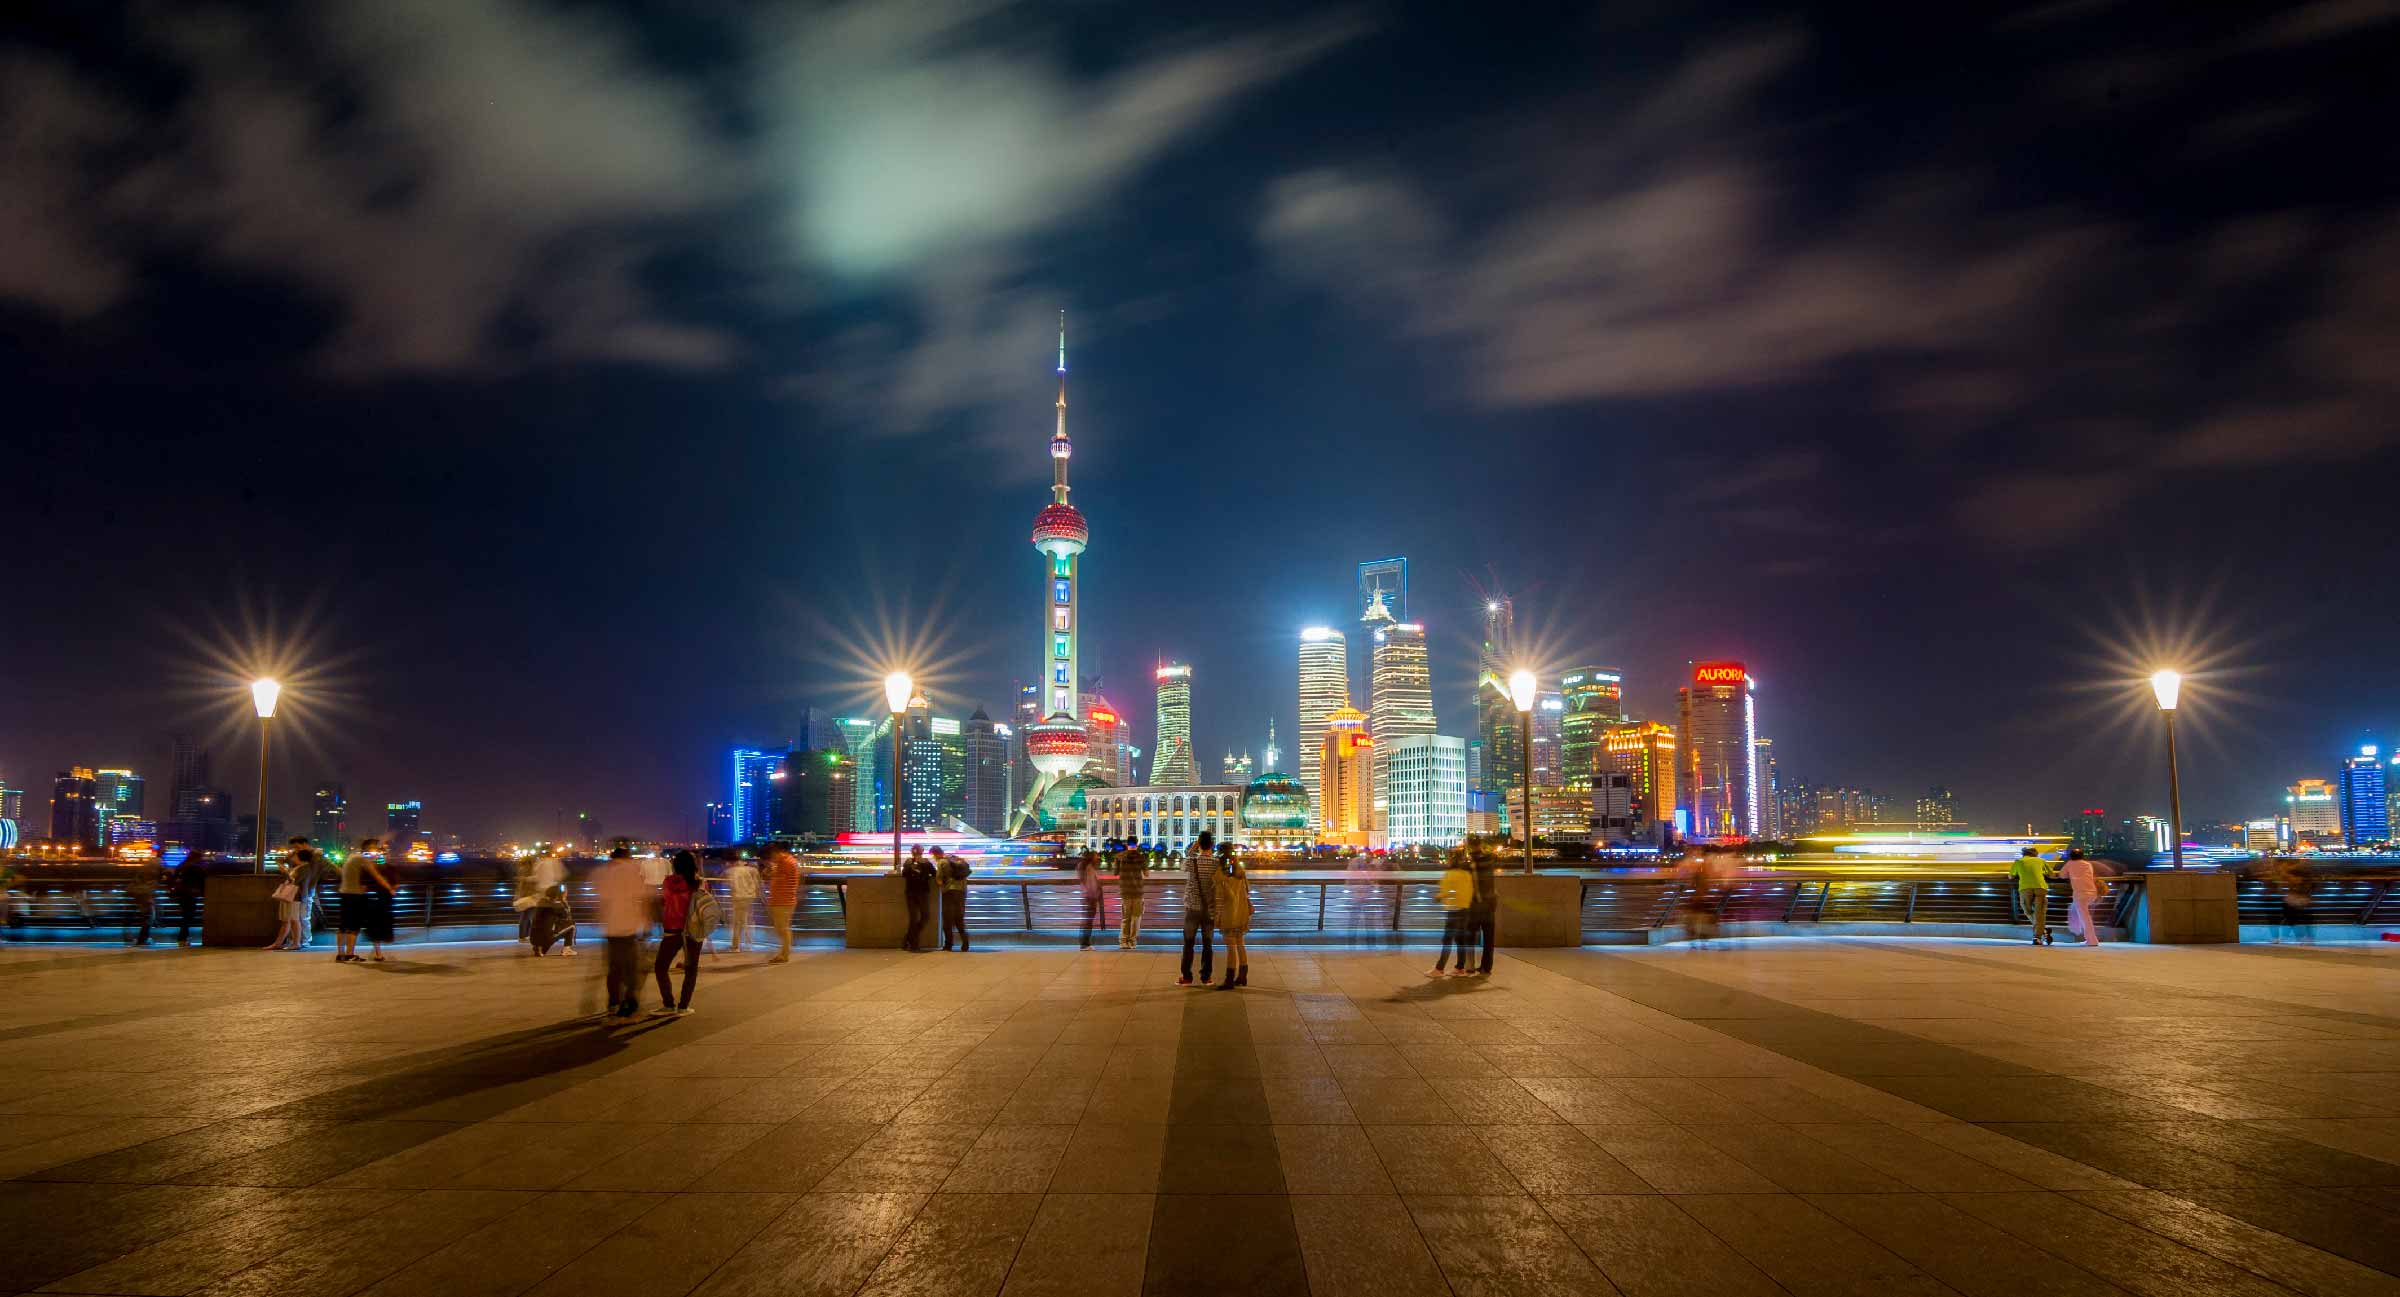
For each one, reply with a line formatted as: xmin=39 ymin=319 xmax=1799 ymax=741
xmin=1297 ymin=627 xmax=1350 ymax=830
xmin=776 ymin=747 xmax=856 ymax=839
xmin=1531 ymin=690 xmax=1564 ymax=788
xmin=1085 ymin=785 xmax=1244 ymax=854
xmin=2244 ymin=819 xmax=2280 ymax=852
xmin=1752 ymin=739 xmax=1781 ymax=838
xmin=1473 ymin=597 xmax=1519 ymax=799
xmin=2065 ymin=807 xmax=2110 ymax=854
xmin=2339 ymin=745 xmax=2391 ymax=845
xmin=1677 ymin=662 xmax=1758 ymax=840
xmin=1366 ymin=604 xmax=1434 ymax=841
xmin=1603 ymin=722 xmax=1678 ymax=840
xmin=170 ymin=734 xmax=212 ymax=819
xmin=1526 ymin=786 xmax=1594 ymax=846
xmin=1151 ymin=663 xmax=1198 ymax=786
xmin=2286 ymin=779 xmax=2341 ymax=837
xmin=1915 ymin=786 xmax=1956 ymax=826
xmin=0 ymin=784 xmax=23 ymax=840
xmin=962 ymin=709 xmax=1013 ymax=836
xmin=50 ymin=768 xmax=100 ymax=851
xmin=1082 ymin=693 xmax=1134 ymax=787
xmin=1357 ymin=556 xmax=1408 ymax=622
xmin=1318 ymin=706 xmax=1374 ymax=848
xmin=1237 ymin=773 xmax=1312 ymax=851
xmin=1465 ymin=790 xmax=1503 ymax=838
xmin=932 ymin=714 xmax=966 ymax=824
xmin=836 ymin=716 xmax=884 ymax=835
xmin=899 ymin=697 xmax=944 ymax=830
xmin=1383 ymin=734 xmax=1467 ymax=849
xmin=705 ymin=801 xmax=734 ymax=846
xmin=92 ymin=768 xmax=143 ymax=846
xmin=1558 ymin=667 xmax=1624 ymax=791
xmin=385 ymin=800 xmax=424 ymax=846
xmin=1220 ymin=751 xmax=1254 ymax=783
xmin=312 ymin=782 xmax=348 ymax=848
xmin=728 ymin=747 xmax=785 ymax=844
xmin=1592 ymin=770 xmax=1638 ymax=845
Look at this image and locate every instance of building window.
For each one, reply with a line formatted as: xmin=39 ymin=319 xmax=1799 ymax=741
xmin=1053 ymin=607 xmax=1071 ymax=631
xmin=1053 ymin=634 xmax=1071 ymax=657
xmin=1054 ymin=578 xmax=1072 ymax=603
xmin=1053 ymin=664 xmax=1070 ymax=685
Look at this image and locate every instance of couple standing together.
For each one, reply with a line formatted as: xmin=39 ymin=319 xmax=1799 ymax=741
xmin=1175 ymin=830 xmax=1253 ymax=988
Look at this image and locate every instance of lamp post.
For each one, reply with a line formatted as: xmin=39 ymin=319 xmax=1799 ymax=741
xmin=1509 ymin=669 xmax=1537 ymax=875
xmin=884 ymin=672 xmax=912 ymax=875
xmin=250 ymin=678 xmax=282 ymax=873
xmin=2150 ymin=670 xmax=2184 ymax=869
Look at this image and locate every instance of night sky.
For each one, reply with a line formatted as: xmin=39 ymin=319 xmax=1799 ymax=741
xmin=4 ymin=0 xmax=2396 ymax=844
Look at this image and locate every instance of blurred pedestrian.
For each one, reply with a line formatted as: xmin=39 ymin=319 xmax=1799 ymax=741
xmin=1468 ymin=845 xmax=1500 ymax=975
xmin=2062 ymin=848 xmax=2103 ymax=948
xmin=337 ymin=839 xmax=395 ymax=963
xmin=514 ymin=854 xmax=541 ymax=945
xmin=762 ymin=844 xmax=799 ymax=963
xmin=1075 ymin=851 xmax=1104 ymax=949
xmin=2011 ymin=846 xmax=2054 ymax=946
xmin=636 ymin=846 xmax=669 ymax=954
xmin=1431 ymin=849 xmax=1474 ymax=977
xmin=597 ymin=846 xmax=644 ymax=1017
xmin=125 ymin=856 xmax=163 ymax=947
xmin=726 ymin=852 xmax=761 ymax=952
xmin=1177 ymin=831 xmax=1217 ymax=986
xmin=169 ymin=850 xmax=206 ymax=946
xmin=2273 ymin=858 xmax=2314 ymax=944
xmin=267 ymin=839 xmax=316 ymax=949
xmin=1213 ymin=842 xmax=1252 ymax=989
xmin=530 ymin=849 xmax=573 ymax=956
xmin=652 ymin=850 xmax=708 ymax=1016
xmin=1676 ymin=850 xmax=1719 ymax=946
xmin=936 ymin=847 xmax=971 ymax=952
xmin=1115 ymin=844 xmax=1146 ymax=949
xmin=899 ymin=844 xmax=936 ymax=952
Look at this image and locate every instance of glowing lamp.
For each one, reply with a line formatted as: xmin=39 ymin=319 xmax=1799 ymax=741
xmin=1508 ymin=669 xmax=1537 ymax=713
xmin=883 ymin=672 xmax=913 ymax=716
xmin=2149 ymin=670 xmax=2182 ymax=711
xmin=251 ymin=678 xmax=282 ymax=719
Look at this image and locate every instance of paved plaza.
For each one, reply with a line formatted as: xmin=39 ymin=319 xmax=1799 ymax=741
xmin=2 ymin=937 xmax=2397 ymax=1297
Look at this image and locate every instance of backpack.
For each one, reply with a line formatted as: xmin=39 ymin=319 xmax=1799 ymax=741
xmin=684 ymin=884 xmax=720 ymax=941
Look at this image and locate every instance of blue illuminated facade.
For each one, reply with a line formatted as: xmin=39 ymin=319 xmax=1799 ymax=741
xmin=2339 ymin=745 xmax=2390 ymax=845
xmin=728 ymin=747 xmax=786 ymax=844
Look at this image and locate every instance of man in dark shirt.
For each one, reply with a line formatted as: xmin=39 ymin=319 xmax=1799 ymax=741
xmin=1468 ymin=852 xmax=1500 ymax=975
xmin=899 ymin=845 xmax=936 ymax=952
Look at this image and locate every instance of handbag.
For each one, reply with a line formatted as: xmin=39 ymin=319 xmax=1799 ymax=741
xmin=272 ymin=881 xmax=299 ymax=903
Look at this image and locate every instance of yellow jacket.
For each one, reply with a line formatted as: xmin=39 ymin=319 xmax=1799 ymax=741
xmin=1437 ymin=866 xmax=1474 ymax=911
xmin=1214 ymin=867 xmax=1254 ymax=932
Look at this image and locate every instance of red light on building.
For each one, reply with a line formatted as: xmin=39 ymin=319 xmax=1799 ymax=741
xmin=1692 ymin=662 xmax=1747 ymax=686
xmin=1090 ymin=708 xmax=1117 ymax=725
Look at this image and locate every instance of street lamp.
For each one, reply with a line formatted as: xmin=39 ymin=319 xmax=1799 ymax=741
xmin=1509 ymin=668 xmax=1537 ymax=875
xmin=250 ymin=678 xmax=282 ymax=873
xmin=884 ymin=672 xmax=912 ymax=876
xmin=2150 ymin=670 xmax=2184 ymax=869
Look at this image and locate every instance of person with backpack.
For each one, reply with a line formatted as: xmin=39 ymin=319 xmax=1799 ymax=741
xmin=1430 ymin=849 xmax=1475 ymax=977
xmin=935 ymin=846 xmax=971 ymax=952
xmin=1114 ymin=844 xmax=1146 ymax=950
xmin=1212 ymin=842 xmax=1253 ymax=989
xmin=652 ymin=850 xmax=712 ymax=1016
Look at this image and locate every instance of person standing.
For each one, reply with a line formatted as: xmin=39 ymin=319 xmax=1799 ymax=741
xmin=1115 ymin=845 xmax=1146 ymax=950
xmin=652 ymin=851 xmax=703 ymax=1015
xmin=1075 ymin=851 xmax=1105 ymax=949
xmin=170 ymin=851 xmax=207 ymax=946
xmin=514 ymin=854 xmax=541 ymax=946
xmin=531 ymin=849 xmax=573 ymax=956
xmin=899 ymin=845 xmax=936 ymax=952
xmin=1213 ymin=843 xmax=1253 ymax=989
xmin=1468 ymin=848 xmax=1500 ymax=975
xmin=1177 ymin=831 xmax=1218 ymax=986
xmin=2011 ymin=846 xmax=2054 ymax=947
xmin=935 ymin=847 xmax=971 ymax=952
xmin=337 ymin=839 xmax=395 ymax=963
xmin=125 ymin=856 xmax=163 ymax=947
xmin=726 ymin=853 xmax=761 ymax=953
xmin=762 ymin=844 xmax=799 ymax=963
xmin=636 ymin=846 xmax=669 ymax=954
xmin=1431 ymin=849 xmax=1475 ymax=977
xmin=267 ymin=840 xmax=316 ymax=950
xmin=597 ymin=847 xmax=645 ymax=1017
xmin=2062 ymin=848 xmax=2104 ymax=948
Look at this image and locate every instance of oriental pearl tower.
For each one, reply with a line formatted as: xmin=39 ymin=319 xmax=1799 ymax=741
xmin=1018 ymin=311 xmax=1093 ymax=831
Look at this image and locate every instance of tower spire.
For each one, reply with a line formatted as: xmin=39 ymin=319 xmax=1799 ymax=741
xmin=1050 ymin=309 xmax=1071 ymax=506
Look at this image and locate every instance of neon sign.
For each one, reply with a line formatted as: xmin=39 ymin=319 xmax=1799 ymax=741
xmin=1692 ymin=662 xmax=1747 ymax=686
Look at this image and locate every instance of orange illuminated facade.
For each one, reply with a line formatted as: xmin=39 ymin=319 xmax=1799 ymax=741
xmin=1318 ymin=706 xmax=1374 ymax=848
xmin=1603 ymin=722 xmax=1677 ymax=838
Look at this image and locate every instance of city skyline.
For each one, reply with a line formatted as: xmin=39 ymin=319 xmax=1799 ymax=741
xmin=4 ymin=5 xmax=2397 ymax=843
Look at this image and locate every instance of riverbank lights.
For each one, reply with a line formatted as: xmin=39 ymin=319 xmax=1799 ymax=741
xmin=1508 ymin=669 xmax=1537 ymax=713
xmin=884 ymin=671 xmax=913 ymax=716
xmin=2149 ymin=670 xmax=2182 ymax=711
xmin=251 ymin=678 xmax=282 ymax=719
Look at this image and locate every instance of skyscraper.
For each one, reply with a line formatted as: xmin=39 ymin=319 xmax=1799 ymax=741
xmin=1558 ymin=668 xmax=1624 ymax=790
xmin=776 ymin=747 xmax=856 ymax=838
xmin=1318 ymin=706 xmax=1374 ymax=848
xmin=1297 ymin=627 xmax=1350 ymax=830
xmin=311 ymin=781 xmax=348 ymax=848
xmin=50 ymin=768 xmax=100 ymax=850
xmin=170 ymin=734 xmax=211 ymax=819
xmin=1024 ymin=311 xmax=1095 ymax=827
xmin=2286 ymin=779 xmax=2340 ymax=836
xmin=1752 ymin=738 xmax=1781 ymax=838
xmin=1220 ymin=752 xmax=1254 ymax=782
xmin=1474 ymin=596 xmax=1520 ymax=799
xmin=961 ymin=709 xmax=1013 ymax=835
xmin=1383 ymin=734 xmax=1467 ymax=848
xmin=728 ymin=747 xmax=785 ymax=844
xmin=1358 ymin=557 xmax=1408 ymax=622
xmin=1914 ymin=786 xmax=1956 ymax=826
xmin=2339 ymin=745 xmax=2391 ymax=844
xmin=1677 ymin=661 xmax=1758 ymax=839
xmin=1604 ymin=722 xmax=1677 ymax=840
xmin=1366 ymin=605 xmax=1433 ymax=838
xmin=92 ymin=768 xmax=143 ymax=845
xmin=1262 ymin=718 xmax=1282 ymax=775
xmin=385 ymin=800 xmax=424 ymax=846
xmin=1151 ymin=663 xmax=1197 ymax=786
xmin=1082 ymin=693 xmax=1134 ymax=787
xmin=900 ymin=696 xmax=944 ymax=830
xmin=1531 ymin=690 xmax=1564 ymax=786
xmin=836 ymin=716 xmax=883 ymax=834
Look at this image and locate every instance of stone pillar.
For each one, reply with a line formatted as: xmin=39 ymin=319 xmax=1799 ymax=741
xmin=843 ymin=874 xmax=942 ymax=949
xmin=202 ymin=873 xmax=283 ymax=948
xmin=2131 ymin=870 xmax=2238 ymax=944
xmin=1493 ymin=873 xmax=1582 ymax=947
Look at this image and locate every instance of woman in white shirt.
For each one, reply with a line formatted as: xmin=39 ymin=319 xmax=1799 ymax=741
xmin=2061 ymin=849 xmax=2105 ymax=948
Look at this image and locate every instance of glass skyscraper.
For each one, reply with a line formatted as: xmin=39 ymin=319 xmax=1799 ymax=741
xmin=1557 ymin=668 xmax=1624 ymax=791
xmin=2339 ymin=745 xmax=2391 ymax=845
xmin=728 ymin=747 xmax=785 ymax=844
xmin=1677 ymin=662 xmax=1758 ymax=840
xmin=1297 ymin=627 xmax=1350 ymax=831
xmin=1367 ymin=604 xmax=1433 ymax=838
xmin=1383 ymin=733 xmax=1466 ymax=848
xmin=1151 ymin=663 xmax=1197 ymax=786
xmin=1357 ymin=556 xmax=1408 ymax=622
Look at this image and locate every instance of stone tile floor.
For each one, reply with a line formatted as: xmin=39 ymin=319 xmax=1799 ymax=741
xmin=1 ymin=936 xmax=2395 ymax=1296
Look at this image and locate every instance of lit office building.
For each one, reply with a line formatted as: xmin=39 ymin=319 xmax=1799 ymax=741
xmin=1677 ymin=661 xmax=1758 ymax=840
xmin=1915 ymin=786 xmax=1957 ymax=826
xmin=2065 ymin=807 xmax=2110 ymax=854
xmin=2285 ymin=779 xmax=2340 ymax=838
xmin=50 ymin=768 xmax=99 ymax=851
xmin=775 ymin=747 xmax=855 ymax=838
xmin=1366 ymin=604 xmax=1434 ymax=839
xmin=1085 ymin=785 xmax=1243 ymax=854
xmin=312 ymin=782 xmax=348 ymax=848
xmin=1358 ymin=556 xmax=1408 ymax=622
xmin=1082 ymin=694 xmax=1134 ymax=787
xmin=836 ymin=716 xmax=885 ymax=834
xmin=1151 ymin=663 xmax=1198 ymax=786
xmin=1220 ymin=752 xmax=1254 ymax=783
xmin=2244 ymin=819 xmax=2280 ymax=852
xmin=1592 ymin=771 xmax=1638 ymax=844
xmin=1603 ymin=722 xmax=1678 ymax=839
xmin=2339 ymin=745 xmax=2391 ymax=845
xmin=1383 ymin=734 xmax=1466 ymax=848
xmin=2133 ymin=814 xmax=2174 ymax=855
xmin=1531 ymin=691 xmax=1564 ymax=787
xmin=962 ymin=709 xmax=1014 ymax=836
xmin=1557 ymin=668 xmax=1624 ymax=790
xmin=93 ymin=768 xmax=143 ymax=833
xmin=170 ymin=734 xmax=211 ymax=819
xmin=1473 ymin=597 xmax=1517 ymax=797
xmin=897 ymin=698 xmax=945 ymax=830
xmin=1527 ymin=787 xmax=1595 ymax=846
xmin=1297 ymin=627 xmax=1350 ymax=830
xmin=705 ymin=801 xmax=734 ymax=846
xmin=385 ymin=800 xmax=425 ymax=849
xmin=1319 ymin=705 xmax=1374 ymax=848
xmin=1752 ymin=739 xmax=1781 ymax=838
xmin=728 ymin=747 xmax=786 ymax=844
